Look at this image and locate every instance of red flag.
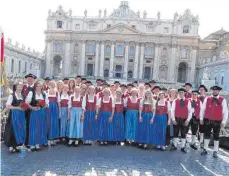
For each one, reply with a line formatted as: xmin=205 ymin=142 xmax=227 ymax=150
xmin=0 ymin=31 xmax=8 ymax=86
xmin=0 ymin=32 xmax=4 ymax=63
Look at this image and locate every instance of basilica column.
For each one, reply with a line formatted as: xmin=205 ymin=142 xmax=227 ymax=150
xmin=190 ymin=46 xmax=197 ymax=83
xmin=94 ymin=41 xmax=100 ymax=77
xmin=168 ymin=44 xmax=177 ymax=82
xmin=124 ymin=42 xmax=129 ymax=79
xmin=80 ymin=41 xmax=86 ymax=75
xmin=45 ymin=41 xmax=52 ymax=76
xmin=99 ymin=42 xmax=105 ymax=77
xmin=63 ymin=41 xmax=71 ymax=76
xmin=133 ymin=43 xmax=139 ymax=79
xmin=109 ymin=42 xmax=115 ymax=78
xmin=139 ymin=43 xmax=144 ymax=79
xmin=153 ymin=44 xmax=160 ymax=80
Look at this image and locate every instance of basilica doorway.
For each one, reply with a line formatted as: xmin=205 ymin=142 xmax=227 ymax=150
xmin=177 ymin=62 xmax=187 ymax=83
xmin=144 ymin=67 xmax=151 ymax=80
xmin=53 ymin=55 xmax=62 ymax=76
xmin=115 ymin=65 xmax=123 ymax=78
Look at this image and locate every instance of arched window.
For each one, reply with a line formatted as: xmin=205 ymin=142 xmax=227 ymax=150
xmin=128 ymin=70 xmax=133 ymax=78
xmin=183 ymin=25 xmax=189 ymax=33
xmin=74 ymin=44 xmax=78 ymax=53
xmin=88 ymin=43 xmax=95 ymax=53
xmin=105 ymin=45 xmax=111 ymax=54
xmin=104 ymin=69 xmax=109 ymax=78
xmin=145 ymin=47 xmax=152 ymax=56
xmin=129 ymin=46 xmax=135 ymax=56
xmin=116 ymin=44 xmax=123 ymax=55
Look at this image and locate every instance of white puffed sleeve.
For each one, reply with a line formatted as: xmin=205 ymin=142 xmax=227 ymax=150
xmin=82 ymin=96 xmax=86 ymax=110
xmin=25 ymin=91 xmax=33 ymax=104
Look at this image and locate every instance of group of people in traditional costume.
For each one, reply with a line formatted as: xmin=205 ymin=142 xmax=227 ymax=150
xmin=4 ymin=74 xmax=228 ymax=158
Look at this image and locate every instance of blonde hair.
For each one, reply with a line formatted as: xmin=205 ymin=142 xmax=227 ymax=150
xmin=102 ymin=88 xmax=111 ymax=96
xmin=143 ymin=90 xmax=154 ymax=106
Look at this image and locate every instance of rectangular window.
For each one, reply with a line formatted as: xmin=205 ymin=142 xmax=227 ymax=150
xmin=87 ymin=64 xmax=93 ymax=76
xmin=57 ymin=21 xmax=62 ymax=28
xmin=25 ymin=62 xmax=27 ymax=73
xmin=221 ymin=76 xmax=224 ymax=85
xmin=75 ymin=24 xmax=80 ymax=29
xmin=164 ymin=27 xmax=169 ymax=33
xmin=129 ymin=59 xmax=133 ymax=62
xmin=18 ymin=61 xmax=21 ymax=73
xmin=11 ymin=59 xmax=14 ymax=72
xmin=88 ymin=57 xmax=93 ymax=60
xmin=105 ymin=58 xmax=110 ymax=61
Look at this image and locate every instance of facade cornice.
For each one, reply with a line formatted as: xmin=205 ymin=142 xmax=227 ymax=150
xmin=197 ymin=59 xmax=229 ymax=68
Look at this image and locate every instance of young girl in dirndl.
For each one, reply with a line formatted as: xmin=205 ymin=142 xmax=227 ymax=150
xmin=59 ymin=84 xmax=70 ymax=142
xmin=67 ymin=86 xmax=85 ymax=146
xmin=150 ymin=91 xmax=171 ymax=150
xmin=82 ymin=86 xmax=97 ymax=144
xmin=26 ymin=81 xmax=48 ymax=151
xmin=136 ymin=90 xmax=154 ymax=149
xmin=113 ymin=88 xmax=125 ymax=144
xmin=96 ymin=88 xmax=115 ymax=145
xmin=46 ymin=81 xmax=60 ymax=146
xmin=124 ymin=88 xmax=140 ymax=144
xmin=5 ymin=82 xmax=26 ymax=153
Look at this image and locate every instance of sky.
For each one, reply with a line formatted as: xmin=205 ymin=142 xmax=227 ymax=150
xmin=0 ymin=0 xmax=228 ymax=52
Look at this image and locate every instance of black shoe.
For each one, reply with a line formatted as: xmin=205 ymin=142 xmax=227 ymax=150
xmin=74 ymin=143 xmax=79 ymax=147
xmin=35 ymin=148 xmax=41 ymax=151
xmin=160 ymin=147 xmax=166 ymax=151
xmin=213 ymin=151 xmax=218 ymax=158
xmin=170 ymin=144 xmax=177 ymax=151
xmin=201 ymin=149 xmax=208 ymax=155
xmin=200 ymin=142 xmax=204 ymax=149
xmin=30 ymin=148 xmax=36 ymax=152
xmin=181 ymin=147 xmax=187 ymax=153
xmin=190 ymin=143 xmax=198 ymax=150
xmin=67 ymin=143 xmax=72 ymax=147
xmin=13 ymin=147 xmax=21 ymax=153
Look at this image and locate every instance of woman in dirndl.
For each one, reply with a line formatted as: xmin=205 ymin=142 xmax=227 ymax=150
xmin=96 ymin=88 xmax=115 ymax=145
xmin=136 ymin=90 xmax=154 ymax=149
xmin=59 ymin=84 xmax=70 ymax=143
xmin=82 ymin=86 xmax=97 ymax=144
xmin=113 ymin=88 xmax=125 ymax=144
xmin=26 ymin=81 xmax=48 ymax=151
xmin=46 ymin=80 xmax=60 ymax=146
xmin=150 ymin=91 xmax=171 ymax=151
xmin=57 ymin=80 xmax=64 ymax=93
xmin=67 ymin=86 xmax=85 ymax=147
xmin=5 ymin=82 xmax=26 ymax=153
xmin=124 ymin=88 xmax=140 ymax=145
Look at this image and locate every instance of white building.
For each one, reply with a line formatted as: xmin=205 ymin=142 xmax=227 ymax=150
xmin=4 ymin=38 xmax=44 ymax=78
xmin=45 ymin=1 xmax=199 ymax=83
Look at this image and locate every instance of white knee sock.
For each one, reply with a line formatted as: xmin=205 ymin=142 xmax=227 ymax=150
xmin=68 ymin=140 xmax=73 ymax=145
xmin=173 ymin=138 xmax=178 ymax=147
xmin=75 ymin=140 xmax=78 ymax=145
xmin=181 ymin=138 xmax=186 ymax=148
xmin=204 ymin=139 xmax=210 ymax=150
xmin=213 ymin=140 xmax=219 ymax=152
xmin=192 ymin=135 xmax=196 ymax=144
xmin=35 ymin=144 xmax=40 ymax=149
xmin=199 ymin=133 xmax=204 ymax=143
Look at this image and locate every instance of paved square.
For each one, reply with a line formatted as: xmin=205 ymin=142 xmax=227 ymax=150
xmin=1 ymin=143 xmax=229 ymax=176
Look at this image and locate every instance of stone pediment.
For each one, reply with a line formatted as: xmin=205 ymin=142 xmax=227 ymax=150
xmin=102 ymin=23 xmax=140 ymax=34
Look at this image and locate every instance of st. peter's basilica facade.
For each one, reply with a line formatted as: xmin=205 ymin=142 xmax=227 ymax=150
xmin=44 ymin=1 xmax=200 ymax=83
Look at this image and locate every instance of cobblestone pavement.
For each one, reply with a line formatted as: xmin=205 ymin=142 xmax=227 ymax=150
xmin=1 ymin=143 xmax=229 ymax=176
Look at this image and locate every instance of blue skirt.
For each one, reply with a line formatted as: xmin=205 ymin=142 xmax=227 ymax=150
xmin=47 ymin=102 xmax=59 ymax=140
xmin=29 ymin=108 xmax=47 ymax=146
xmin=60 ymin=107 xmax=68 ymax=138
xmin=125 ymin=110 xmax=138 ymax=141
xmin=98 ymin=111 xmax=113 ymax=141
xmin=11 ymin=110 xmax=26 ymax=145
xmin=150 ymin=113 xmax=168 ymax=146
xmin=83 ymin=110 xmax=97 ymax=141
xmin=113 ymin=112 xmax=125 ymax=142
xmin=136 ymin=112 xmax=152 ymax=144
xmin=67 ymin=107 xmax=83 ymax=139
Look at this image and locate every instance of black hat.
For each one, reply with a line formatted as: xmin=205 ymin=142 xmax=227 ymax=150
xmin=86 ymin=81 xmax=92 ymax=84
xmin=81 ymin=78 xmax=87 ymax=81
xmin=152 ymin=86 xmax=161 ymax=90
xmin=210 ymin=86 xmax=222 ymax=91
xmin=132 ymin=81 xmax=138 ymax=84
xmin=184 ymin=83 xmax=192 ymax=87
xmin=161 ymin=87 xmax=167 ymax=91
xmin=25 ymin=73 xmax=37 ymax=79
xmin=178 ymin=88 xmax=186 ymax=92
xmin=96 ymin=78 xmax=102 ymax=82
xmin=120 ymin=84 xmax=127 ymax=88
xmin=144 ymin=82 xmax=151 ymax=87
xmin=76 ymin=75 xmax=82 ymax=79
xmin=127 ymin=83 xmax=134 ymax=87
xmin=199 ymin=85 xmax=208 ymax=92
xmin=114 ymin=81 xmax=120 ymax=84
xmin=192 ymin=90 xmax=200 ymax=94
xmin=44 ymin=77 xmax=50 ymax=80
xmin=63 ymin=78 xmax=69 ymax=81
xmin=149 ymin=80 xmax=156 ymax=84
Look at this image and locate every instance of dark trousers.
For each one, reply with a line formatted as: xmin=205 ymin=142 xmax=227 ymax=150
xmin=204 ymin=119 xmax=221 ymax=141
xmin=190 ymin=116 xmax=204 ymax=135
xmin=173 ymin=117 xmax=189 ymax=139
xmin=25 ymin=110 xmax=31 ymax=145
